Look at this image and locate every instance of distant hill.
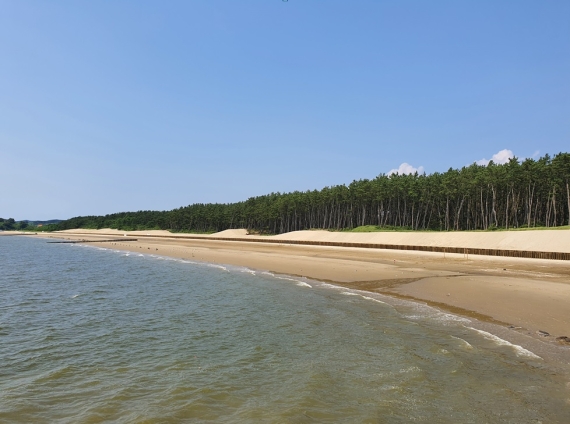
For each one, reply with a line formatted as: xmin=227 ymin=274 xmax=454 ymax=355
xmin=0 ymin=218 xmax=63 ymax=231
xmin=22 ymin=219 xmax=63 ymax=226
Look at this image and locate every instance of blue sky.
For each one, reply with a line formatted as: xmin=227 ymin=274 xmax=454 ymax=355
xmin=1 ymin=1 xmax=569 ymax=220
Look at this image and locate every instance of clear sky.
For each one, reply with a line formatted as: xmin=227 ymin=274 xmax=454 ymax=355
xmin=1 ymin=1 xmax=569 ymax=220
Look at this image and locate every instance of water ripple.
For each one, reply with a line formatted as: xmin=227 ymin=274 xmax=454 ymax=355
xmin=1 ymin=236 xmax=569 ymax=423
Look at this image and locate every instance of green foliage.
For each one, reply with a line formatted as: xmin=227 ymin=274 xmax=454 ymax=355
xmin=26 ymin=220 xmax=62 ymax=226
xmin=0 ymin=218 xmax=16 ymax=231
xmin=30 ymin=224 xmax=60 ymax=232
xmin=48 ymin=152 xmax=570 ymax=234
xmin=0 ymin=218 xmax=63 ymax=231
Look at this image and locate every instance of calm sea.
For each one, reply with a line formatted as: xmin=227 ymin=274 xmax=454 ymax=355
xmin=1 ymin=236 xmax=569 ymax=423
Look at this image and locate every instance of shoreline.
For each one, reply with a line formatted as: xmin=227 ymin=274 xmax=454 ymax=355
xmin=5 ymin=229 xmax=570 ymax=359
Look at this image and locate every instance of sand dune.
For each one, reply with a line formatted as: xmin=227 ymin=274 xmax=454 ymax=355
xmin=210 ymin=229 xmax=249 ymax=237
xmin=52 ymin=227 xmax=570 ymax=252
xmin=271 ymin=229 xmax=570 ymax=253
xmin=29 ymin=226 xmax=570 ymax=256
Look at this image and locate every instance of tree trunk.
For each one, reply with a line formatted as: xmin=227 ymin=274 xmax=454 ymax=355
xmin=445 ymin=197 xmax=450 ymax=231
xmin=491 ymin=186 xmax=492 ymax=227
xmin=567 ymin=181 xmax=570 ymax=226
xmin=505 ymin=190 xmax=509 ymax=229
xmin=480 ymin=188 xmax=486 ymax=230
xmin=552 ymin=187 xmax=557 ymax=227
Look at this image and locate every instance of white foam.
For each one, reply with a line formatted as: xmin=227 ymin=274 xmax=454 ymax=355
xmin=399 ymin=366 xmax=421 ymax=374
xmin=276 ymin=276 xmax=312 ymax=288
xmin=318 ymin=282 xmax=345 ymax=290
xmin=403 ymin=315 xmax=423 ymax=320
xmin=207 ymin=264 xmax=228 ymax=272
xmin=403 ymin=303 xmax=471 ymax=324
xmin=465 ymin=327 xmax=542 ymax=359
xmin=360 ymin=295 xmax=387 ymax=305
xmin=261 ymin=272 xmax=312 ymax=288
xmin=317 ymin=283 xmax=393 ymax=308
xmin=438 ymin=312 xmax=471 ymax=324
xmin=451 ymin=335 xmax=473 ymax=349
xmin=341 ymin=291 xmax=388 ymax=305
xmin=71 ymin=294 xmax=80 ymax=299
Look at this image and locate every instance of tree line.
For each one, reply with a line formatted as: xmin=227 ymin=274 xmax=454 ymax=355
xmin=0 ymin=218 xmax=29 ymax=231
xmin=52 ymin=152 xmax=570 ymax=234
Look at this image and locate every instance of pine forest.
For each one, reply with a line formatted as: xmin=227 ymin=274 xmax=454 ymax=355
xmin=52 ymin=153 xmax=570 ymax=234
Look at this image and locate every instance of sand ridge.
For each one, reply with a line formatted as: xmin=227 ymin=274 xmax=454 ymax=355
xmin=270 ymin=229 xmax=570 ymax=253
xmin=54 ymin=227 xmax=570 ymax=253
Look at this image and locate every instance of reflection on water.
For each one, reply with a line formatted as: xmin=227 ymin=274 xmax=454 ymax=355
xmin=1 ymin=237 xmax=569 ymax=423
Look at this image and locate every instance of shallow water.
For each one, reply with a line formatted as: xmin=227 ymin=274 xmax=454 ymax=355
xmin=1 ymin=236 xmax=569 ymax=423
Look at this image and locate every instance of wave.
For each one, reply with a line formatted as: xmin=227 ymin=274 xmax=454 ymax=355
xmin=360 ymin=295 xmax=387 ymax=305
xmin=340 ymin=291 xmax=387 ymax=305
xmin=465 ymin=327 xmax=541 ymax=359
xmin=317 ymin=282 xmax=345 ymax=290
xmin=450 ymin=335 xmax=473 ymax=349
xmin=105 ymin=248 xmax=314 ymax=289
xmin=403 ymin=313 xmax=471 ymax=324
xmin=260 ymin=272 xmax=312 ymax=288
xmin=402 ymin=301 xmax=472 ymax=325
xmin=207 ymin=264 xmax=228 ymax=272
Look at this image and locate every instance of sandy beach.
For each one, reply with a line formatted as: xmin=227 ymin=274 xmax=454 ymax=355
xmin=7 ymin=228 xmax=570 ymax=348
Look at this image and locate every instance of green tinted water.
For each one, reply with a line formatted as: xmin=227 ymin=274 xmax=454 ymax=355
xmin=1 ymin=237 xmax=569 ymax=423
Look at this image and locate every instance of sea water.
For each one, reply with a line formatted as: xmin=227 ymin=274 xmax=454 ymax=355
xmin=1 ymin=236 xmax=569 ymax=423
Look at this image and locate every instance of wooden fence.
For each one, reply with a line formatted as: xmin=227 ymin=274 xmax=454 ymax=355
xmin=36 ymin=231 xmax=570 ymax=260
xmin=100 ymin=234 xmax=570 ymax=261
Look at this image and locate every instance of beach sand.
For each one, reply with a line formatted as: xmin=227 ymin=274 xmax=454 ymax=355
xmin=8 ymin=228 xmax=570 ymax=346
